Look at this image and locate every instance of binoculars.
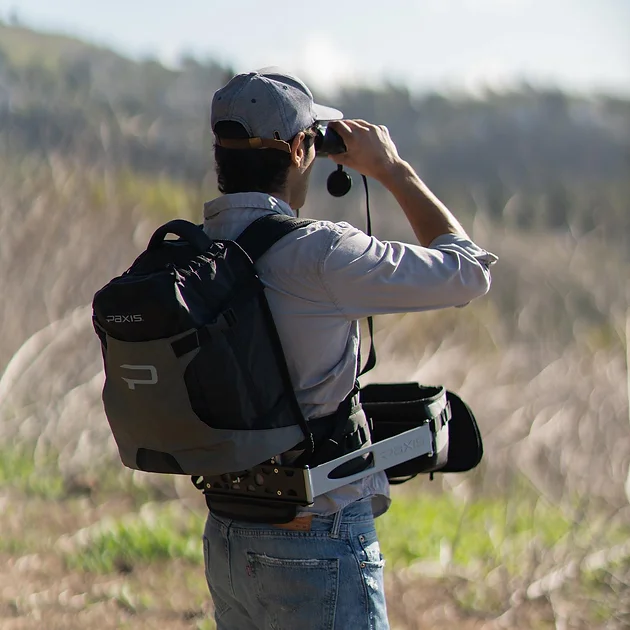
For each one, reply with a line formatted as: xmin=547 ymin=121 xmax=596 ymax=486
xmin=314 ymin=124 xmax=346 ymax=157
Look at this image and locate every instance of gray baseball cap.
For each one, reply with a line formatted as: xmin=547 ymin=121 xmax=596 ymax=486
xmin=211 ymin=67 xmax=343 ymax=152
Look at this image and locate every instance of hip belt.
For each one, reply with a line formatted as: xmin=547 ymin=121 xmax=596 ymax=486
xmin=196 ymin=382 xmax=481 ymax=524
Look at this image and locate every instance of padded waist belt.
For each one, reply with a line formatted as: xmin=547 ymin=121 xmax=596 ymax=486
xmin=203 ymin=395 xmax=372 ymax=523
xmin=295 ymin=399 xmax=371 ymax=473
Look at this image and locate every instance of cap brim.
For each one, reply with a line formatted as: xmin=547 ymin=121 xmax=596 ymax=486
xmin=313 ymin=102 xmax=343 ymax=122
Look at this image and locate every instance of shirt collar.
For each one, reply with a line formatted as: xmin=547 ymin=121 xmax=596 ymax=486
xmin=203 ymin=192 xmax=295 ymax=221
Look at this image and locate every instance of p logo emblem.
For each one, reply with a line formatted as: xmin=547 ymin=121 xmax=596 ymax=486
xmin=120 ymin=364 xmax=158 ymax=390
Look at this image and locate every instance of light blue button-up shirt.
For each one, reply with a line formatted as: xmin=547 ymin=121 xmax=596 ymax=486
xmin=203 ymin=192 xmax=497 ymax=516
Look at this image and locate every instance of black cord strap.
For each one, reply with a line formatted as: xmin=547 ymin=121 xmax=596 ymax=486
xmin=359 ymin=174 xmax=377 ymax=377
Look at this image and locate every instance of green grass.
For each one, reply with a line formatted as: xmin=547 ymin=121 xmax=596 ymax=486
xmin=376 ymin=484 xmax=630 ymax=620
xmin=46 ymin=479 xmax=629 ymax=625
xmin=0 ymin=445 xmax=173 ymax=505
xmin=89 ymin=169 xmax=205 ymax=222
xmin=0 ymin=536 xmax=31 ymax=555
xmin=64 ymin=503 xmax=204 ymax=573
xmin=582 ymin=559 xmax=630 ymax=623
xmin=58 ymin=479 xmax=629 ymax=580
xmin=0 ymin=447 xmax=65 ymax=499
xmin=376 ymin=485 xmax=627 ymax=574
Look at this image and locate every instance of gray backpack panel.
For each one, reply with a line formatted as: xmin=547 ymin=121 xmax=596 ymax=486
xmin=101 ymin=331 xmax=304 ymax=475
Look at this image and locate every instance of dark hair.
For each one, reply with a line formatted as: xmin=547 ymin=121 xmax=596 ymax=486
xmin=214 ymin=121 xmax=316 ymax=195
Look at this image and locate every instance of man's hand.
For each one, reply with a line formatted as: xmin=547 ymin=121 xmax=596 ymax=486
xmin=327 ymin=119 xmax=402 ymax=183
xmin=328 ymin=119 xmax=470 ymax=246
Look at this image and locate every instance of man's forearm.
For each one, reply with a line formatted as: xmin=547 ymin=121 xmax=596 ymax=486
xmin=378 ymin=160 xmax=469 ymax=247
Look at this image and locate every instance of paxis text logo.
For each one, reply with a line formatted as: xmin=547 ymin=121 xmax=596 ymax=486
xmin=106 ymin=314 xmax=144 ymax=323
xmin=381 ymin=437 xmax=428 ymax=460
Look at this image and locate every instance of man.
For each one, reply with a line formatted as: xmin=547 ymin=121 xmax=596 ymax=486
xmin=202 ymin=68 xmax=497 ymax=630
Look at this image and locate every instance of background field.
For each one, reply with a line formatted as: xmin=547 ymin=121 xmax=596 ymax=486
xmin=0 ymin=21 xmax=629 ymax=630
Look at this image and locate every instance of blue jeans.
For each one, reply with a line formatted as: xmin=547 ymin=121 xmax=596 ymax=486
xmin=203 ymin=499 xmax=389 ymax=630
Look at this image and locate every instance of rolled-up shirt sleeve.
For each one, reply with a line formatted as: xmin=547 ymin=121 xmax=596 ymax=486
xmin=318 ymin=223 xmax=498 ymax=320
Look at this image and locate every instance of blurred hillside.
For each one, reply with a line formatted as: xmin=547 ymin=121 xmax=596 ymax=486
xmin=0 ymin=23 xmax=629 ymax=513
xmin=1 ymin=23 xmax=628 ymax=240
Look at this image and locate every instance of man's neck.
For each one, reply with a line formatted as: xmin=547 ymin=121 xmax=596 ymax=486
xmin=269 ymin=189 xmax=290 ymax=206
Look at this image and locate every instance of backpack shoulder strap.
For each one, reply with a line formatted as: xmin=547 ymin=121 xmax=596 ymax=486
xmin=236 ymin=214 xmax=316 ymax=263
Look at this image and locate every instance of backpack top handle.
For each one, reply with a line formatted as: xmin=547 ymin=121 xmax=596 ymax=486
xmin=148 ymin=219 xmax=211 ymax=254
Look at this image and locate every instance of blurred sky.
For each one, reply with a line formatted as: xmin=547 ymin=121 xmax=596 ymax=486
xmin=1 ymin=0 xmax=628 ymax=96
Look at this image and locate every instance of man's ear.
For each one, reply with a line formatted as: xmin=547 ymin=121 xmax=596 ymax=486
xmin=290 ymin=132 xmax=306 ymax=168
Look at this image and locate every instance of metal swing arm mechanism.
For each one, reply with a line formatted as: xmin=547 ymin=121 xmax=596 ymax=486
xmin=196 ymin=392 xmax=448 ymax=507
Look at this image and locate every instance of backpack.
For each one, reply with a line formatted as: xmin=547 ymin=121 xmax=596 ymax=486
xmin=92 ymin=213 xmax=482 ymax=512
xmin=92 ymin=214 xmax=322 ymax=477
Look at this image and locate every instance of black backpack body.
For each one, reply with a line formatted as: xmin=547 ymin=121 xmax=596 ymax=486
xmin=92 ymin=215 xmax=318 ymax=476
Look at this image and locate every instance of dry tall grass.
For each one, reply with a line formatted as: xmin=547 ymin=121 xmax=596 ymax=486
xmin=1 ymin=153 xmax=629 ymax=628
xmin=1 ymin=152 xmax=628 ymax=506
